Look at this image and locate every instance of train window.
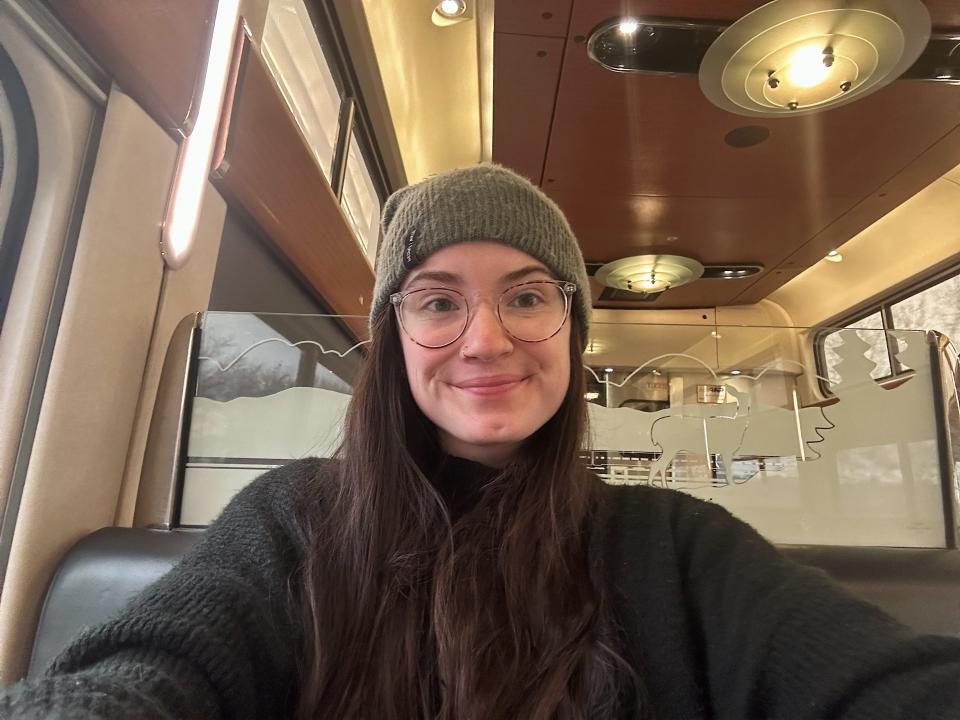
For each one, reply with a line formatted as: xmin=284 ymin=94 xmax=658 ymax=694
xmin=820 ymin=311 xmax=891 ymax=388
xmin=261 ymin=0 xmax=343 ymax=180
xmin=891 ymin=272 xmax=960 ymax=346
xmin=817 ymin=267 xmax=960 ymax=394
xmin=341 ymin=127 xmax=381 ymax=263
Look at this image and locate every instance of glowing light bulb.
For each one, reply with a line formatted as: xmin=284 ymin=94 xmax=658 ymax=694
xmin=787 ymin=46 xmax=831 ymax=88
xmin=439 ymin=0 xmax=463 ymax=16
xmin=619 ymin=18 xmax=640 ymax=34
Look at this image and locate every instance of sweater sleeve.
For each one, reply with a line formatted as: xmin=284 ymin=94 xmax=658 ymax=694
xmin=671 ymin=493 xmax=960 ymax=720
xmin=0 ymin=457 xmax=324 ymax=720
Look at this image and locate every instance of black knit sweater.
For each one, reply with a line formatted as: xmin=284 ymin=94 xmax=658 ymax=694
xmin=2 ymin=457 xmax=960 ymax=719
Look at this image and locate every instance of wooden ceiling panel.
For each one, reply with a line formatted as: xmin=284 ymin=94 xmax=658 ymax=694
xmin=494 ymin=0 xmax=573 ymax=37
xmin=767 ymin=122 xmax=960 ymax=278
xmin=48 ymin=0 xmax=216 ymax=132
xmin=568 ymin=0 xmax=766 ymax=28
xmin=568 ymin=1 xmax=960 ymax=30
xmin=492 ymin=33 xmax=565 ymax=184
xmin=550 ymin=188 xmax=855 ymax=266
xmin=544 ymin=49 xmax=960 ymax=200
xmin=493 ymin=0 xmax=960 ymax=308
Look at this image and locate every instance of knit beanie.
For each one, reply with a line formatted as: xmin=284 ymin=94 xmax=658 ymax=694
xmin=370 ymin=163 xmax=591 ymax=342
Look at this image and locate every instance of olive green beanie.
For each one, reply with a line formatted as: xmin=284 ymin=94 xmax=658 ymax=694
xmin=370 ymin=163 xmax=591 ymax=340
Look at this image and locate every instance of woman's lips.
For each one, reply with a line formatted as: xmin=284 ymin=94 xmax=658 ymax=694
xmin=452 ymin=375 xmax=527 ymax=397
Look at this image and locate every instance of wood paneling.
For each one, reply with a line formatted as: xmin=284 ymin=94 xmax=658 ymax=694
xmin=48 ymin=0 xmax=216 ymax=132
xmin=495 ymin=0 xmax=572 ymax=37
xmin=492 ymin=0 xmax=960 ymax=308
xmin=492 ymin=34 xmax=565 ymax=183
xmin=550 ymin=188 xmax=854 ymax=267
xmin=770 ymin=123 xmax=960 ymax=275
xmin=567 ymin=0 xmax=960 ymax=31
xmin=214 ymin=39 xmax=372 ymax=341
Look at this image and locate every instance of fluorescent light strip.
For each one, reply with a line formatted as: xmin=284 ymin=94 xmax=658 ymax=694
xmin=161 ymin=0 xmax=241 ymax=268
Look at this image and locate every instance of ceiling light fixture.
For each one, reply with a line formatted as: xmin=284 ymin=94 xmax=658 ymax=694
xmin=604 ymin=367 xmax=615 ymax=373
xmin=698 ymin=0 xmax=931 ymax=117
xmin=731 ymin=369 xmax=742 ymax=375
xmin=595 ymin=254 xmax=704 ymax=294
xmin=160 ymin=0 xmax=241 ymax=268
xmin=432 ymin=0 xmax=472 ymax=26
xmin=825 ymin=249 xmax=843 ymax=263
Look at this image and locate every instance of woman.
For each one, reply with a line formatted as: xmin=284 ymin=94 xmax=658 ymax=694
xmin=2 ymin=164 xmax=959 ymax=719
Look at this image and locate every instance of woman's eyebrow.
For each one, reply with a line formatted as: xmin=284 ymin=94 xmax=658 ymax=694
xmin=501 ymin=265 xmax=553 ymax=283
xmin=405 ymin=270 xmax=462 ymax=287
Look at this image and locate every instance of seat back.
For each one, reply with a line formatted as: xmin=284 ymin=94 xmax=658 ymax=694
xmin=28 ymin=530 xmax=960 ymax=679
xmin=27 ymin=527 xmax=202 ymax=678
xmin=781 ymin=545 xmax=960 ymax=638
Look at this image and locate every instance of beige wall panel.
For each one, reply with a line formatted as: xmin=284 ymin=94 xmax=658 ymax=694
xmin=114 ymin=184 xmax=226 ymax=527
xmin=770 ymin=176 xmax=960 ymax=329
xmin=360 ymin=0 xmax=481 ymax=183
xmin=0 ymin=90 xmax=173 ymax=683
xmin=0 ymin=19 xmax=97 ymax=515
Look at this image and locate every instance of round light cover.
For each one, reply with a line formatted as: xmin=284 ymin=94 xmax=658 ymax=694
xmin=595 ymin=254 xmax=704 ymax=293
xmin=699 ymin=0 xmax=930 ymax=117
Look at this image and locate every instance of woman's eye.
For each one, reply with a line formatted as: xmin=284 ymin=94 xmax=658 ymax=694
xmin=420 ymin=295 xmax=459 ymax=313
xmin=510 ymin=292 xmax=543 ymax=308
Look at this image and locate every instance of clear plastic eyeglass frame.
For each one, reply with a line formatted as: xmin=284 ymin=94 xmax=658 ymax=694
xmin=389 ymin=280 xmax=578 ymax=348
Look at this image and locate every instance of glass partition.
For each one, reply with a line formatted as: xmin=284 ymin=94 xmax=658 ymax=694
xmin=181 ymin=313 xmax=954 ymax=550
xmin=182 ymin=312 xmax=364 ymax=525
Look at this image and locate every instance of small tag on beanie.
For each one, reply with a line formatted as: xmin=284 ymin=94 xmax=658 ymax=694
xmin=402 ymin=228 xmax=418 ymax=269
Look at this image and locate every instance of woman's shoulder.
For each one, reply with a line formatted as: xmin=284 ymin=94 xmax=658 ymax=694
xmin=592 ymin=477 xmax=752 ymax=546
xmin=595 ymin=477 xmax=723 ymax=518
xmin=236 ymin=456 xmax=338 ymax=502
xmin=209 ymin=457 xmax=339 ymax=542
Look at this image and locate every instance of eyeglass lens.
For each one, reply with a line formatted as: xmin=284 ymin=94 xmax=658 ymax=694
xmin=398 ymin=281 xmax=569 ymax=347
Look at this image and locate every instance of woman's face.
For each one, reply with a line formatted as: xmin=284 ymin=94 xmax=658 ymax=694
xmin=396 ymin=242 xmax=573 ymax=466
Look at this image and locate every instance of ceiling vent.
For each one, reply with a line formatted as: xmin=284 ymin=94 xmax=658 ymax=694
xmin=598 ymin=287 xmax=663 ymax=302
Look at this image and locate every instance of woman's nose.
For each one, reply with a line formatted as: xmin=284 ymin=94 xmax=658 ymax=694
xmin=459 ymin=303 xmax=513 ymax=360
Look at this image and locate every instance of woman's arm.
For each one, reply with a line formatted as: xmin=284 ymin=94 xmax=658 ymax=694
xmin=0 ymin=457 xmax=324 ymax=720
xmin=672 ymin=494 xmax=960 ymax=720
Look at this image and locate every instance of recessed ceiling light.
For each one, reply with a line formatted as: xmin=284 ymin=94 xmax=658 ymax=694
xmin=825 ymin=249 xmax=843 ymax=263
xmin=699 ymin=0 xmax=931 ymax=116
xmin=432 ymin=0 xmax=471 ymax=26
xmin=438 ymin=0 xmax=464 ymax=17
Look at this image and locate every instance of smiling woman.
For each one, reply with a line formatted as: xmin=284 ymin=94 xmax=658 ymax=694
xmin=396 ymin=242 xmax=574 ymax=466
xmin=4 ymin=164 xmax=960 ymax=720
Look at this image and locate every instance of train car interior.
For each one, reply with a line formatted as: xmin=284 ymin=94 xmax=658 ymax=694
xmin=0 ymin=0 xmax=959 ymax=687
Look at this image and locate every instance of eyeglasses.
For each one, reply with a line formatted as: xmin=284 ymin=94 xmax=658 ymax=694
xmin=390 ymin=280 xmax=577 ymax=348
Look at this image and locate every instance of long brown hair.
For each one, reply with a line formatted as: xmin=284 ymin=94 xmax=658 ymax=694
xmin=294 ymin=310 xmax=636 ymax=718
